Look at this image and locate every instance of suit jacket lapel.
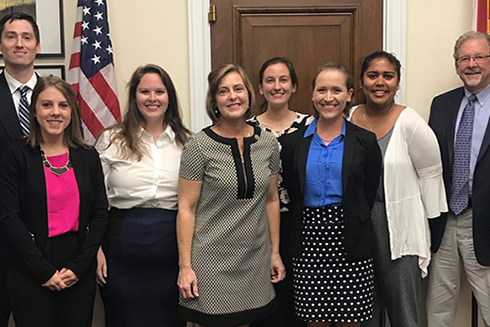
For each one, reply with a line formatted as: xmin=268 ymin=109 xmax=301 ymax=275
xmin=477 ymin=109 xmax=490 ymax=164
xmin=297 ymin=133 xmax=312 ymax=197
xmin=0 ymin=73 xmax=22 ymax=141
xmin=342 ymin=121 xmax=356 ymax=193
xmin=446 ymin=88 xmax=465 ymax=168
xmin=70 ymin=147 xmax=87 ymax=223
xmin=30 ymin=146 xmax=49 ymax=238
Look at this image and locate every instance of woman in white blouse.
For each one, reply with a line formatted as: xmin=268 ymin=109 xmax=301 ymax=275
xmin=349 ymin=51 xmax=448 ymax=327
xmin=95 ymin=64 xmax=190 ymax=327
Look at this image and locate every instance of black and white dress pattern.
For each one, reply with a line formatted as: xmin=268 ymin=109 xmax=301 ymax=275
xmin=178 ymin=124 xmax=280 ymax=327
xmin=293 ymin=205 xmax=375 ymax=323
xmin=249 ymin=112 xmax=313 ymax=213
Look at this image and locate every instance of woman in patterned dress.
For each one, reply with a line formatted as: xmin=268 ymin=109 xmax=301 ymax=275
xmin=177 ymin=64 xmax=286 ymax=327
xmin=280 ymin=62 xmax=382 ymax=327
xmin=249 ymin=57 xmax=312 ymax=327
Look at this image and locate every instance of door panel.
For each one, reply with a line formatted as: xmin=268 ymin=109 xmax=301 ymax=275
xmin=211 ymin=0 xmax=383 ymax=114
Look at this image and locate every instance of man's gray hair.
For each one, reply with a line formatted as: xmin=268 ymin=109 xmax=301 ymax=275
xmin=453 ymin=31 xmax=490 ymax=61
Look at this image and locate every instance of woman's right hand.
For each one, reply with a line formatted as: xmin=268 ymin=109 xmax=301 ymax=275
xmin=177 ymin=266 xmax=199 ymax=299
xmin=41 ymin=271 xmax=67 ymax=291
xmin=96 ymin=247 xmax=108 ymax=286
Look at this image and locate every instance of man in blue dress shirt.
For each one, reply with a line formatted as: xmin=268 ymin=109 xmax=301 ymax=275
xmin=428 ymin=31 xmax=490 ymax=327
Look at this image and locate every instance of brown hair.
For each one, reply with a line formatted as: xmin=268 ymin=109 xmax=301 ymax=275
xmin=27 ymin=76 xmax=87 ymax=148
xmin=312 ymin=61 xmax=354 ymax=115
xmin=206 ymin=64 xmax=255 ymax=124
xmin=100 ymin=64 xmax=191 ymax=161
xmin=0 ymin=11 xmax=40 ymax=44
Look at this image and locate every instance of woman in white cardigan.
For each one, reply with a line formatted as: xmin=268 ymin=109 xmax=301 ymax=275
xmin=349 ymin=51 xmax=448 ymax=327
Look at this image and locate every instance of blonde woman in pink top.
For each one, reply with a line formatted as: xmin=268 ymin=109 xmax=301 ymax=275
xmin=0 ymin=76 xmax=108 ymax=327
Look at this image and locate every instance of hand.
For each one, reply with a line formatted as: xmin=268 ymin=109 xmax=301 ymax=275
xmin=270 ymin=253 xmax=286 ymax=283
xmin=177 ymin=266 xmax=199 ymax=299
xmin=41 ymin=271 xmax=67 ymax=291
xmin=59 ymin=268 xmax=79 ymax=289
xmin=96 ymin=247 xmax=108 ymax=286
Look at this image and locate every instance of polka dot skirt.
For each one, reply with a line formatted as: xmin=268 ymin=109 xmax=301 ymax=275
xmin=292 ymin=205 xmax=374 ymax=323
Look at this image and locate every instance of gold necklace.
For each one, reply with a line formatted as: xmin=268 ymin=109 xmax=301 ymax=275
xmin=361 ymin=104 xmax=395 ymax=131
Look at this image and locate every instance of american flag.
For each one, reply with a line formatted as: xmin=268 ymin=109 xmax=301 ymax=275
xmin=67 ymin=0 xmax=121 ymax=143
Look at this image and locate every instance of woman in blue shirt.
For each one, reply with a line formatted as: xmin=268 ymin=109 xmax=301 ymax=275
xmin=280 ymin=62 xmax=382 ymax=327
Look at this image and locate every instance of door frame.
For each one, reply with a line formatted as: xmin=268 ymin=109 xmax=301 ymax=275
xmin=187 ymin=0 xmax=406 ymax=131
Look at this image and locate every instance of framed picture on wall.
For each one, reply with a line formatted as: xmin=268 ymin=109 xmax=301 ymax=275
xmin=0 ymin=0 xmax=64 ymax=57
xmin=0 ymin=65 xmax=65 ymax=79
xmin=34 ymin=65 xmax=65 ymax=79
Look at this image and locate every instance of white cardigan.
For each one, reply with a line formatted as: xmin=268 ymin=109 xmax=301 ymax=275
xmin=350 ymin=106 xmax=448 ymax=277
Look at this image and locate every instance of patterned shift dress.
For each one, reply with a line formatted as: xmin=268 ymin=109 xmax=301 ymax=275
xmin=178 ymin=125 xmax=280 ymax=327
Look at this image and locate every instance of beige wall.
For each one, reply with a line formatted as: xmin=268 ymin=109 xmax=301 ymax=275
xmin=406 ymin=0 xmax=473 ymax=120
xmin=6 ymin=0 xmax=485 ymax=326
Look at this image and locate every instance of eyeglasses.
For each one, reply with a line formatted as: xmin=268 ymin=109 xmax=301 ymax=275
xmin=457 ymin=54 xmax=490 ymax=64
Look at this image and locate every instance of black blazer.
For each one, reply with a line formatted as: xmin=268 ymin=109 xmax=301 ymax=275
xmin=0 ymin=72 xmax=24 ymax=261
xmin=0 ymin=141 xmax=108 ymax=283
xmin=0 ymin=72 xmax=27 ymax=157
xmin=280 ymin=120 xmax=382 ymax=261
xmin=429 ymin=87 xmax=490 ymax=266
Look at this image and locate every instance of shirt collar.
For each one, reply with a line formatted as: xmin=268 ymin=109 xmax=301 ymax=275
xmin=465 ymin=82 xmax=490 ymax=105
xmin=4 ymin=69 xmax=37 ymax=95
xmin=138 ymin=124 xmax=176 ymax=142
xmin=304 ymin=117 xmax=346 ymax=138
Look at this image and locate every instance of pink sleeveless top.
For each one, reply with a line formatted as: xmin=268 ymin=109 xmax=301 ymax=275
xmin=44 ymin=152 xmax=80 ymax=238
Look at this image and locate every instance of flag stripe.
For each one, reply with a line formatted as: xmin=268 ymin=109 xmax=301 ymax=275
xmin=89 ymin=69 xmax=121 ymax=121
xmin=69 ymin=52 xmax=81 ymax=70
xmin=78 ymin=93 xmax=105 ymax=137
xmin=74 ymin=21 xmax=82 ymax=38
xmin=77 ymin=70 xmax=118 ymax=127
xmin=477 ymin=0 xmax=487 ymax=32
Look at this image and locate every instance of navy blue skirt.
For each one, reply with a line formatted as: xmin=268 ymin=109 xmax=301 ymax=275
xmin=100 ymin=207 xmax=185 ymax=327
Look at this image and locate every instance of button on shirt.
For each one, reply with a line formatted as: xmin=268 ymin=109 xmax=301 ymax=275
xmin=96 ymin=125 xmax=183 ymax=209
xmin=304 ymin=118 xmax=345 ymax=207
xmin=454 ymin=84 xmax=490 ymax=195
xmin=4 ymin=69 xmax=37 ymax=116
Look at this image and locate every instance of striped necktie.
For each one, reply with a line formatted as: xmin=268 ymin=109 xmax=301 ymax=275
xmin=18 ymin=85 xmax=30 ymax=137
xmin=450 ymin=94 xmax=477 ymax=215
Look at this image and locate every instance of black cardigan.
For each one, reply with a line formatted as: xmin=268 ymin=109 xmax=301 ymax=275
xmin=0 ymin=141 xmax=108 ymax=283
xmin=279 ymin=120 xmax=382 ymax=261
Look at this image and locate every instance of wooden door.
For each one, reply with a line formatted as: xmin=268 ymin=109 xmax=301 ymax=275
xmin=210 ymin=0 xmax=383 ymax=115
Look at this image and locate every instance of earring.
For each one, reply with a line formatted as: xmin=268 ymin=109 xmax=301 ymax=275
xmin=214 ymin=108 xmax=220 ymax=117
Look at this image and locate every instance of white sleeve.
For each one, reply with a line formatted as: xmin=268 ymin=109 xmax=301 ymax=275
xmin=406 ymin=116 xmax=448 ymax=218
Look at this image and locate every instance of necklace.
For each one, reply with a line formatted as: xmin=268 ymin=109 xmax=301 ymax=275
xmin=361 ymin=104 xmax=395 ymax=131
xmin=41 ymin=150 xmax=72 ymax=176
xmin=316 ymin=128 xmax=341 ymax=144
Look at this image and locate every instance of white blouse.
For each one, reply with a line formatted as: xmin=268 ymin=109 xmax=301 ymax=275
xmin=95 ymin=126 xmax=183 ymax=210
xmin=350 ymin=106 xmax=448 ymax=277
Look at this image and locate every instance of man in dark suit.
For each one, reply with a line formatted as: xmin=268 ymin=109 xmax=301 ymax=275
xmin=0 ymin=11 xmax=40 ymax=327
xmin=428 ymin=31 xmax=490 ymax=327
